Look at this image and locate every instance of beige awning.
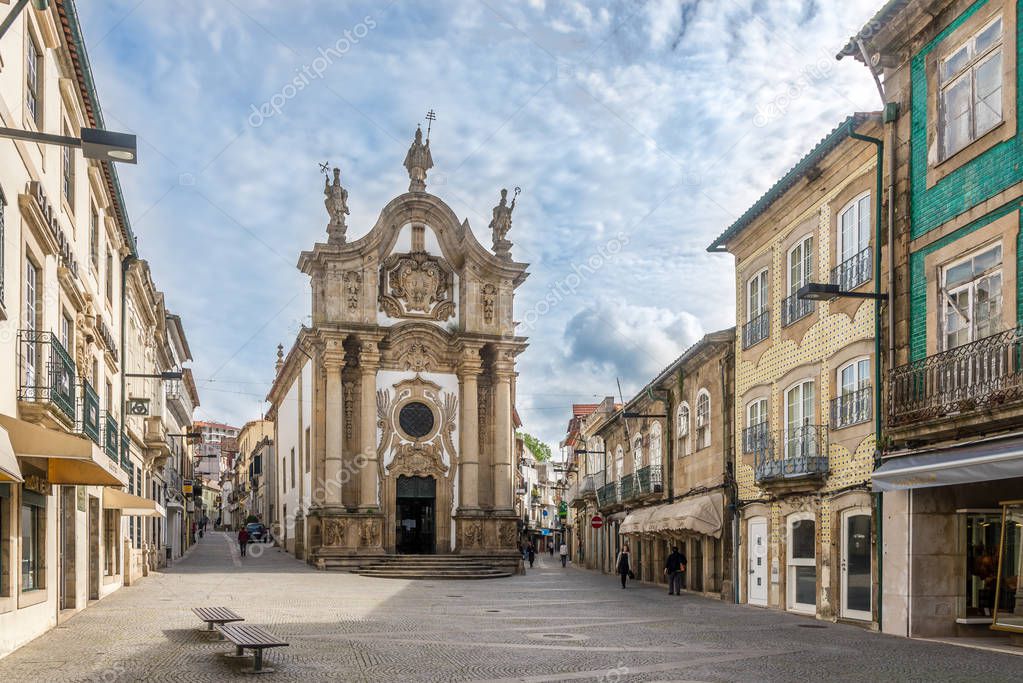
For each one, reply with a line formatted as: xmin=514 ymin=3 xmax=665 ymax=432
xmin=620 ymin=507 xmax=657 ymax=534
xmin=103 ymin=488 xmax=165 ymax=517
xmin=0 ymin=414 xmax=126 ymax=487
xmin=0 ymin=425 xmax=24 ymax=482
xmin=640 ymin=491 xmax=725 ymax=538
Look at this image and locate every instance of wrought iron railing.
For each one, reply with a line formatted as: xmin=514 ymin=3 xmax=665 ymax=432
xmin=831 ymin=386 xmax=872 ymax=429
xmin=781 ymin=291 xmax=815 ymax=327
xmin=103 ymin=411 xmax=119 ymax=461
xmin=831 ymin=246 xmax=872 ymax=291
xmin=17 ymin=330 xmax=76 ymax=423
xmin=80 ymin=381 xmax=101 ymax=444
xmin=619 ymin=473 xmax=638 ymax=500
xmin=743 ymin=310 xmax=769 ymax=349
xmin=121 ymin=433 xmax=131 ymax=472
xmin=889 ymin=326 xmax=1023 ymax=426
xmin=753 ymin=423 xmax=829 ymax=483
xmin=636 ymin=464 xmax=663 ymax=494
xmin=742 ymin=422 xmax=769 ymax=454
xmin=580 ymin=472 xmax=599 ymax=497
xmin=596 ymin=480 xmax=619 ymax=509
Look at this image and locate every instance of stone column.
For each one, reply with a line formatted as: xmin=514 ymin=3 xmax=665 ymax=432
xmin=492 ymin=351 xmax=515 ymax=511
xmin=322 ymin=336 xmax=346 ymax=507
xmin=359 ymin=338 xmax=381 ymax=510
xmin=457 ymin=345 xmax=482 ymax=510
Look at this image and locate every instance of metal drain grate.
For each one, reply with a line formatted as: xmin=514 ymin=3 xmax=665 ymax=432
xmin=796 ymin=624 xmax=827 ymax=629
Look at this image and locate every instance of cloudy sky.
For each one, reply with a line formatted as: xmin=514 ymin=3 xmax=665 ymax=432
xmin=78 ymin=0 xmax=880 ymax=450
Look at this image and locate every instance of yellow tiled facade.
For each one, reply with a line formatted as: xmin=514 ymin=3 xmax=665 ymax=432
xmin=714 ymin=115 xmax=883 ymax=623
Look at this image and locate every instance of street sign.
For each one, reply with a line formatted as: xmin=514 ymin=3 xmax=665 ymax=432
xmin=558 ymin=501 xmax=568 ymax=518
xmin=542 ymin=509 xmax=548 ymax=517
xmin=591 ymin=515 xmax=603 ymax=529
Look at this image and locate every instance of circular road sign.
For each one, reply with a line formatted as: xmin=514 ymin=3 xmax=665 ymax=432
xmin=591 ymin=515 xmax=604 ymax=529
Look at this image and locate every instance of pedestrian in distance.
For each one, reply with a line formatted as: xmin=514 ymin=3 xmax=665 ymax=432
xmin=615 ymin=543 xmax=633 ymax=589
xmin=527 ymin=542 xmax=536 ymax=568
xmin=559 ymin=542 xmax=569 ymax=568
xmin=549 ymin=543 xmax=554 ymax=557
xmin=238 ymin=526 xmax=250 ymax=557
xmin=665 ymin=546 xmax=686 ymax=595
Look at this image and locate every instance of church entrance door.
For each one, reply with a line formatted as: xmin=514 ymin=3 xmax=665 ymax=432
xmin=396 ymin=475 xmax=436 ymax=554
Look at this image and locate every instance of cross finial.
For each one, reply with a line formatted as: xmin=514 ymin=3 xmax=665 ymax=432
xmin=318 ymin=161 xmax=329 ymax=176
xmin=425 ymin=109 xmax=436 ymax=142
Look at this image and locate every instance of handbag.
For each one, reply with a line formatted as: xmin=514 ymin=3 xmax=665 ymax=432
xmin=628 ymin=570 xmax=636 ymax=579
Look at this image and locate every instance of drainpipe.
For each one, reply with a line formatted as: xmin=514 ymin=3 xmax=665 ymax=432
xmin=853 ymin=35 xmax=894 ymax=632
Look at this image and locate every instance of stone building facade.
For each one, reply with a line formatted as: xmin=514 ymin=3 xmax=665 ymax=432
xmin=709 ymin=114 xmax=883 ymax=624
xmin=266 ymin=128 xmax=528 ymax=571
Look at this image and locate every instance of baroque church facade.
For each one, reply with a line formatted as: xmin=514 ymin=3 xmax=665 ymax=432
xmin=267 ymin=127 xmax=528 ymax=569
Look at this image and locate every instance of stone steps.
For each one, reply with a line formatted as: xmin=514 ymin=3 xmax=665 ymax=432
xmin=352 ymin=555 xmax=516 ymax=580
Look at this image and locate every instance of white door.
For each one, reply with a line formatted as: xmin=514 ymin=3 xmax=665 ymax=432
xmin=841 ymin=510 xmax=872 ymax=620
xmin=748 ymin=518 xmax=768 ymax=606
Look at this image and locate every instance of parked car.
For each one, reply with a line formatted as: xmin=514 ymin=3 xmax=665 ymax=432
xmin=245 ymin=522 xmax=266 ymax=543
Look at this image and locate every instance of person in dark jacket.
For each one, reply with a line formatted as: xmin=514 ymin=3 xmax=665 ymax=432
xmin=665 ymin=547 xmax=686 ymax=595
xmin=615 ymin=543 xmax=632 ymax=588
xmin=237 ymin=527 xmax=250 ymax=557
xmin=527 ymin=542 xmax=536 ymax=568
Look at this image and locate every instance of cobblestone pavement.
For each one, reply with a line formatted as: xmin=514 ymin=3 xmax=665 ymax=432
xmin=1 ymin=532 xmax=1022 ymax=682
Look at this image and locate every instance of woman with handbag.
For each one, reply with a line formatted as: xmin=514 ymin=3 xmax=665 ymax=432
xmin=615 ymin=543 xmax=633 ymax=589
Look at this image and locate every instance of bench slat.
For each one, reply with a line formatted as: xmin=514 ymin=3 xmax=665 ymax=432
xmin=192 ymin=606 xmax=244 ymax=623
xmin=217 ymin=624 xmax=289 ymax=649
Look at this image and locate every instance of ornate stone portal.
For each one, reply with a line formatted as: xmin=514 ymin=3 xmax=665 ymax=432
xmin=268 ymin=123 xmax=529 ymax=572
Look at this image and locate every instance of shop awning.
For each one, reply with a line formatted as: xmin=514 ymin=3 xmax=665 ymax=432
xmin=620 ymin=507 xmax=657 ymax=534
xmin=0 ymin=425 xmax=23 ymax=482
xmin=103 ymin=488 xmax=165 ymax=517
xmin=873 ymin=437 xmax=1023 ymax=491
xmin=0 ymin=414 xmax=126 ymax=487
xmin=639 ymin=491 xmax=725 ymax=538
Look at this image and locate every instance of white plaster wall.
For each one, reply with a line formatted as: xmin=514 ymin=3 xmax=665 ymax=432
xmin=376 ymin=223 xmax=460 ymax=328
xmin=277 ymin=363 xmax=304 ymax=532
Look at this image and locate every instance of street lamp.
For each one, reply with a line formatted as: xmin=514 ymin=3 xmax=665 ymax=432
xmin=796 ymin=282 xmax=888 ymax=302
xmin=125 ymin=371 xmax=183 ymax=380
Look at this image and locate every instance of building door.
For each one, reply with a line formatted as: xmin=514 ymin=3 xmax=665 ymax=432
xmin=88 ymin=496 xmax=100 ymax=601
xmin=690 ymin=537 xmax=704 ymax=592
xmin=59 ymin=486 xmax=77 ymax=610
xmin=396 ymin=476 xmax=435 ymax=554
xmin=748 ymin=518 xmax=768 ymax=606
xmin=841 ymin=510 xmax=872 ymax=621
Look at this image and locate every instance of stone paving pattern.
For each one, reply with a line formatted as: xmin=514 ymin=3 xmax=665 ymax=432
xmin=0 ymin=532 xmax=1021 ymax=682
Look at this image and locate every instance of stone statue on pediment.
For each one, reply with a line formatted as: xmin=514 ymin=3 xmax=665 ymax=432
xmin=489 ymin=187 xmax=519 ymax=260
xmin=324 ymin=167 xmax=349 ymax=245
xmin=403 ymin=126 xmax=433 ymax=192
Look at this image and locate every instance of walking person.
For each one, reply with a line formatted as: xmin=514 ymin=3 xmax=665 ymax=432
xmin=237 ymin=526 xmax=250 ymax=557
xmin=665 ymin=546 xmax=685 ymax=595
xmin=527 ymin=542 xmax=536 ymax=568
xmin=559 ymin=542 xmax=569 ymax=568
xmin=615 ymin=543 xmax=633 ymax=589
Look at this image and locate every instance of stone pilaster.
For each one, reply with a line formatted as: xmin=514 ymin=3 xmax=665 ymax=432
xmin=359 ymin=338 xmax=381 ymax=510
xmin=492 ymin=349 xmax=515 ymax=513
xmin=457 ymin=344 xmax=482 ymax=511
xmin=322 ymin=335 xmax=346 ymax=508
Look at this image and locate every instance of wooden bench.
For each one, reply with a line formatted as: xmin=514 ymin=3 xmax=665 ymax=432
xmin=192 ymin=606 xmax=244 ymax=632
xmin=217 ymin=623 xmax=289 ymax=673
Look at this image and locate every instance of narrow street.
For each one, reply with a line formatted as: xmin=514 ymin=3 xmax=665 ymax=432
xmin=0 ymin=532 xmax=1018 ymax=682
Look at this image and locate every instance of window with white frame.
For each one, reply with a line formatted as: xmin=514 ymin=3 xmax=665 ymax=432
xmin=837 ymin=192 xmax=871 ymax=289
xmin=614 ymin=445 xmax=624 ymax=481
xmin=648 ymin=422 xmax=662 ymax=466
xmin=744 ymin=398 xmax=768 ymax=453
xmin=677 ymin=402 xmax=691 ymax=456
xmin=788 ymin=236 xmax=813 ymax=296
xmin=940 ymin=16 xmax=1004 ymax=160
xmin=787 ymin=512 xmax=817 ymax=613
xmin=90 ymin=204 xmax=100 ymax=270
xmin=747 ymin=268 xmax=768 ymax=320
xmin=0 ymin=187 xmax=6 ymax=307
xmin=23 ymin=256 xmax=39 ymax=395
xmin=695 ymin=390 xmax=710 ymax=450
xmin=784 ymin=380 xmax=816 ymax=459
xmin=62 ymin=120 xmax=75 ymax=208
xmin=632 ymin=434 xmax=643 ymax=472
xmin=834 ymin=358 xmax=871 ymax=428
xmin=26 ymin=31 xmax=42 ymax=127
xmin=941 ymin=242 xmax=1002 ymax=350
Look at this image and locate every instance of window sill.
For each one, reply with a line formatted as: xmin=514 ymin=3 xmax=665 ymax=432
xmin=17 ymin=587 xmax=48 ymax=609
xmin=935 ymin=119 xmax=1006 ymax=170
xmin=830 ymin=418 xmax=870 ymax=431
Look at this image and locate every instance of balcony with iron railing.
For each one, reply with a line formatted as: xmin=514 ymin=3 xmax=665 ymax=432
xmin=743 ymin=310 xmax=769 ymax=349
xmin=781 ymin=291 xmax=815 ymax=327
xmin=18 ymin=330 xmax=76 ymax=426
xmin=103 ymin=411 xmax=120 ymax=461
xmin=889 ymin=326 xmax=1023 ymax=433
xmin=831 ymin=246 xmax=872 ymax=292
xmin=596 ymin=480 xmax=619 ymax=509
xmin=80 ymin=380 xmax=101 ymax=444
xmin=619 ymin=472 xmax=638 ymax=501
xmin=635 ymin=464 xmax=663 ymax=495
xmin=830 ymin=386 xmax=872 ymax=429
xmin=742 ymin=422 xmax=769 ymax=454
xmin=752 ymin=422 xmax=829 ymax=487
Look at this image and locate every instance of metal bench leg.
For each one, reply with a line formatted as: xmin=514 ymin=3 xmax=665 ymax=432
xmin=207 ymin=621 xmax=215 ymax=631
